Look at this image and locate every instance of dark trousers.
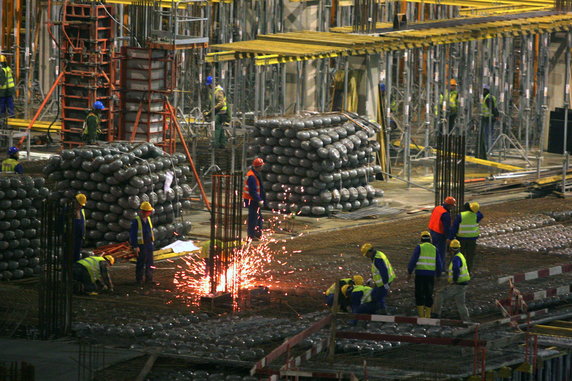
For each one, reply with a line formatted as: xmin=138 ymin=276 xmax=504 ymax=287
xmin=325 ymin=294 xmax=349 ymax=311
xmin=430 ymin=230 xmax=447 ymax=266
xmin=136 ymin=244 xmax=154 ymax=283
xmin=355 ymin=302 xmax=377 ymax=314
xmin=459 ymin=238 xmax=477 ymax=273
xmin=214 ymin=113 xmax=229 ymax=148
xmin=0 ymin=95 xmax=14 ymax=117
xmin=73 ymin=233 xmax=83 ymax=262
xmin=478 ymin=117 xmax=496 ymax=159
xmin=245 ymin=199 xmax=263 ymax=239
xmin=414 ymin=274 xmax=435 ymax=307
xmin=73 ymin=263 xmax=96 ymax=293
xmin=371 ymin=286 xmax=388 ymax=312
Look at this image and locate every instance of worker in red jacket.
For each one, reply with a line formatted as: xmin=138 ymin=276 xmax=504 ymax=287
xmin=428 ymin=196 xmax=456 ymax=265
xmin=243 ymin=158 xmax=266 ymax=240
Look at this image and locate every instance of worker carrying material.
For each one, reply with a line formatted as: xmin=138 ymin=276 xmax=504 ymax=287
xmin=83 ymin=101 xmax=104 ymax=145
xmin=0 ymin=54 xmax=15 ymax=117
xmin=432 ymin=239 xmax=471 ymax=321
xmin=73 ymin=255 xmax=114 ymax=295
xmin=324 ymin=275 xmax=364 ymax=311
xmin=243 ymin=158 xmax=266 ymax=240
xmin=451 ymin=201 xmax=483 ymax=273
xmin=428 ymin=196 xmax=456 ymax=264
xmin=407 ymin=231 xmax=442 ymax=318
xmin=130 ymin=201 xmax=156 ymax=286
xmin=204 ymin=75 xmax=229 ymax=149
xmin=1 ymin=146 xmax=23 ymax=174
xmin=72 ymin=193 xmax=87 ymax=262
xmin=361 ymin=243 xmax=396 ymax=314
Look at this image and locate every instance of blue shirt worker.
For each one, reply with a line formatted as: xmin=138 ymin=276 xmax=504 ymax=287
xmin=73 ymin=193 xmax=87 ymax=262
xmin=348 ymin=284 xmax=376 ymax=315
xmin=324 ymin=275 xmax=363 ymax=311
xmin=428 ymin=196 xmax=456 ymax=264
xmin=432 ymin=239 xmax=471 ymax=321
xmin=0 ymin=55 xmax=15 ymax=117
xmin=407 ymin=231 xmax=442 ymax=318
xmin=72 ymin=255 xmax=114 ymax=295
xmin=1 ymin=146 xmax=23 ymax=174
xmin=204 ymin=76 xmax=229 ymax=149
xmin=243 ymin=158 xmax=266 ymax=240
xmin=130 ymin=201 xmax=156 ymax=286
xmin=451 ymin=201 xmax=483 ymax=273
xmin=361 ymin=243 xmax=396 ymax=314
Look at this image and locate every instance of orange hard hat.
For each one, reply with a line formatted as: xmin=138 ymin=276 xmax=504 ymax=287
xmin=444 ymin=196 xmax=457 ymax=206
xmin=253 ymin=158 xmax=264 ymax=167
xmin=450 ymin=79 xmax=457 ymax=86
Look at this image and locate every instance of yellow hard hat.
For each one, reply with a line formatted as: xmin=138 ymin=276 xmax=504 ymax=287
xmin=360 ymin=243 xmax=373 ymax=256
xmin=140 ymin=201 xmax=154 ymax=211
xmin=420 ymin=231 xmax=431 ymax=239
xmin=103 ymin=255 xmax=115 ymax=265
xmin=352 ymin=275 xmax=364 ymax=285
xmin=450 ymin=78 xmax=457 ymax=86
xmin=469 ymin=202 xmax=480 ymax=213
xmin=341 ymin=284 xmax=352 ymax=297
xmin=450 ymin=239 xmax=461 ymax=249
xmin=75 ymin=193 xmax=87 ymax=206
xmin=0 ymin=55 xmax=6 ymax=63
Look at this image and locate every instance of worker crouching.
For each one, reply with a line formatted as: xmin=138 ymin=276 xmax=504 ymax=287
xmin=130 ymin=201 xmax=156 ymax=286
xmin=361 ymin=243 xmax=396 ymax=314
xmin=73 ymin=255 xmax=114 ymax=295
xmin=324 ymin=275 xmax=364 ymax=312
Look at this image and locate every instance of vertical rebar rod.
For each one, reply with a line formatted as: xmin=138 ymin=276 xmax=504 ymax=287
xmin=563 ymin=31 xmax=571 ymax=154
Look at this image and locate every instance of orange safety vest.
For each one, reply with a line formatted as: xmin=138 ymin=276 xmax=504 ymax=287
xmin=243 ymin=169 xmax=260 ymax=200
xmin=428 ymin=205 xmax=447 ymax=234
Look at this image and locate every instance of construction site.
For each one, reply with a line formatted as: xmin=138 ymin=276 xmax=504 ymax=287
xmin=2 ymin=0 xmax=572 ymax=380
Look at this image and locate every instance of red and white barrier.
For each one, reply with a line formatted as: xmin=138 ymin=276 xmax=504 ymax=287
xmin=498 ymin=264 xmax=572 ymax=284
xmin=351 ymin=313 xmax=476 ymax=327
xmin=281 ymin=338 xmax=327 ymax=370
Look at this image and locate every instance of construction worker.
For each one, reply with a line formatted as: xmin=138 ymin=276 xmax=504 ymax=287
xmin=361 ymin=243 xmax=396 ymax=314
xmin=0 ymin=54 xmax=15 ymax=117
xmin=478 ymin=84 xmax=499 ymax=159
xmin=432 ymin=239 xmax=470 ymax=321
xmin=204 ymin=76 xmax=228 ymax=149
xmin=243 ymin=158 xmax=266 ymax=240
xmin=1 ymin=146 xmax=23 ymax=174
xmin=348 ymin=283 xmax=376 ymax=314
xmin=437 ymin=79 xmax=459 ymax=134
xmin=73 ymin=255 xmax=114 ymax=295
xmin=428 ymin=196 xmax=456 ymax=264
xmin=72 ymin=194 xmax=87 ymax=262
xmin=83 ymin=101 xmax=104 ymax=144
xmin=130 ymin=201 xmax=156 ymax=286
xmin=407 ymin=231 xmax=442 ymax=318
xmin=451 ymin=201 xmax=483 ymax=273
xmin=324 ymin=275 xmax=364 ymax=311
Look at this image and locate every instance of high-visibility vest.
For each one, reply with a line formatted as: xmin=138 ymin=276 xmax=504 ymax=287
xmin=457 ymin=211 xmax=479 ymax=238
xmin=1 ymin=158 xmax=19 ymax=173
xmin=243 ymin=169 xmax=260 ymax=200
xmin=135 ymin=215 xmax=154 ymax=244
xmin=79 ymin=208 xmax=86 ymax=239
xmin=83 ymin=112 xmax=101 ymax=135
xmin=481 ymin=94 xmax=496 ymax=118
xmin=371 ymin=251 xmax=396 ymax=287
xmin=325 ymin=278 xmax=352 ymax=296
xmin=352 ymin=284 xmax=373 ymax=303
xmin=78 ymin=256 xmax=106 ymax=283
xmin=210 ymin=85 xmax=227 ymax=112
xmin=428 ymin=205 xmax=448 ymax=234
xmin=415 ymin=242 xmax=437 ymax=271
xmin=0 ymin=66 xmax=15 ymax=90
xmin=448 ymin=253 xmax=471 ymax=284
xmin=439 ymin=90 xmax=458 ymax=113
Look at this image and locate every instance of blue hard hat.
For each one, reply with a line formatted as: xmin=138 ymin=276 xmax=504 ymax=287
xmin=93 ymin=101 xmax=104 ymax=110
xmin=8 ymin=146 xmax=19 ymax=155
xmin=205 ymin=76 xmax=213 ymax=85
xmin=380 ymin=83 xmax=386 ymax=92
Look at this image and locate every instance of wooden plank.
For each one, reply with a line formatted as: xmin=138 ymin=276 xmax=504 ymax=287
xmin=135 ymin=353 xmax=158 ymax=381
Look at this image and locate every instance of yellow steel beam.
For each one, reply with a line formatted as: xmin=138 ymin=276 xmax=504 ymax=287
xmin=7 ymin=118 xmax=61 ymax=132
xmin=404 ymin=0 xmax=554 ymax=8
xmin=531 ymin=325 xmax=572 ymax=338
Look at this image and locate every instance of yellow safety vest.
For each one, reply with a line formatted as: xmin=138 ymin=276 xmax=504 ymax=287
xmin=78 ymin=256 xmax=106 ymax=283
xmin=211 ymin=85 xmax=227 ymax=112
xmin=352 ymin=284 xmax=373 ymax=303
xmin=371 ymin=251 xmax=396 ymax=287
xmin=80 ymin=209 xmax=86 ymax=238
xmin=1 ymin=158 xmax=19 ymax=173
xmin=481 ymin=94 xmax=496 ymax=118
xmin=135 ymin=215 xmax=154 ymax=244
xmin=448 ymin=253 xmax=471 ymax=284
xmin=325 ymin=278 xmax=352 ymax=296
xmin=415 ymin=242 xmax=437 ymax=271
xmin=83 ymin=112 xmax=101 ymax=135
xmin=0 ymin=66 xmax=15 ymax=90
xmin=457 ymin=211 xmax=479 ymax=238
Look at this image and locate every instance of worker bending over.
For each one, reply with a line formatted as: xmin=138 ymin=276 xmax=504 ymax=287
xmin=361 ymin=243 xmax=396 ymax=314
xmin=451 ymin=201 xmax=483 ymax=273
xmin=432 ymin=239 xmax=471 ymax=321
xmin=130 ymin=201 xmax=156 ymax=286
xmin=324 ymin=275 xmax=364 ymax=311
xmin=407 ymin=231 xmax=442 ymax=318
xmin=73 ymin=255 xmax=114 ymax=295
xmin=347 ymin=283 xmax=376 ymax=315
xmin=428 ymin=196 xmax=456 ymax=264
xmin=1 ymin=147 xmax=23 ymax=174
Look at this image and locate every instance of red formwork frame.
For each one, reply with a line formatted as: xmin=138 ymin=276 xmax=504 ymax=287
xmin=60 ymin=2 xmax=116 ymax=148
xmin=118 ymin=46 xmax=176 ymax=153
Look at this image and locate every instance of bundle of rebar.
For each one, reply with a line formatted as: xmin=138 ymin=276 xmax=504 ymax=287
xmin=556 ymin=0 xmax=572 ymax=11
xmin=435 ymin=134 xmax=465 ymax=210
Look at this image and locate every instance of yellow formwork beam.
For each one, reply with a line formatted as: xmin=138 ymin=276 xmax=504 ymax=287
xmin=7 ymin=118 xmax=61 ymax=132
xmin=405 ymin=0 xmax=554 ymax=8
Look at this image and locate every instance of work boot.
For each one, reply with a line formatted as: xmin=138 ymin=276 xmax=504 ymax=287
xmin=424 ymin=307 xmax=432 ymax=318
xmin=416 ymin=306 xmax=424 ymax=317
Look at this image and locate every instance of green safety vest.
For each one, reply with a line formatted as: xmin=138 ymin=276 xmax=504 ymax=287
xmin=1 ymin=158 xmax=19 ymax=173
xmin=448 ymin=253 xmax=471 ymax=284
xmin=212 ymin=85 xmax=227 ymax=112
xmin=415 ymin=242 xmax=437 ymax=271
xmin=78 ymin=256 xmax=106 ymax=284
xmin=135 ymin=215 xmax=154 ymax=244
xmin=325 ymin=278 xmax=352 ymax=296
xmin=371 ymin=251 xmax=396 ymax=287
xmin=83 ymin=112 xmax=101 ymax=135
xmin=0 ymin=66 xmax=15 ymax=90
xmin=457 ymin=211 xmax=479 ymax=238
xmin=352 ymin=284 xmax=373 ymax=304
xmin=481 ymin=93 xmax=496 ymax=118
